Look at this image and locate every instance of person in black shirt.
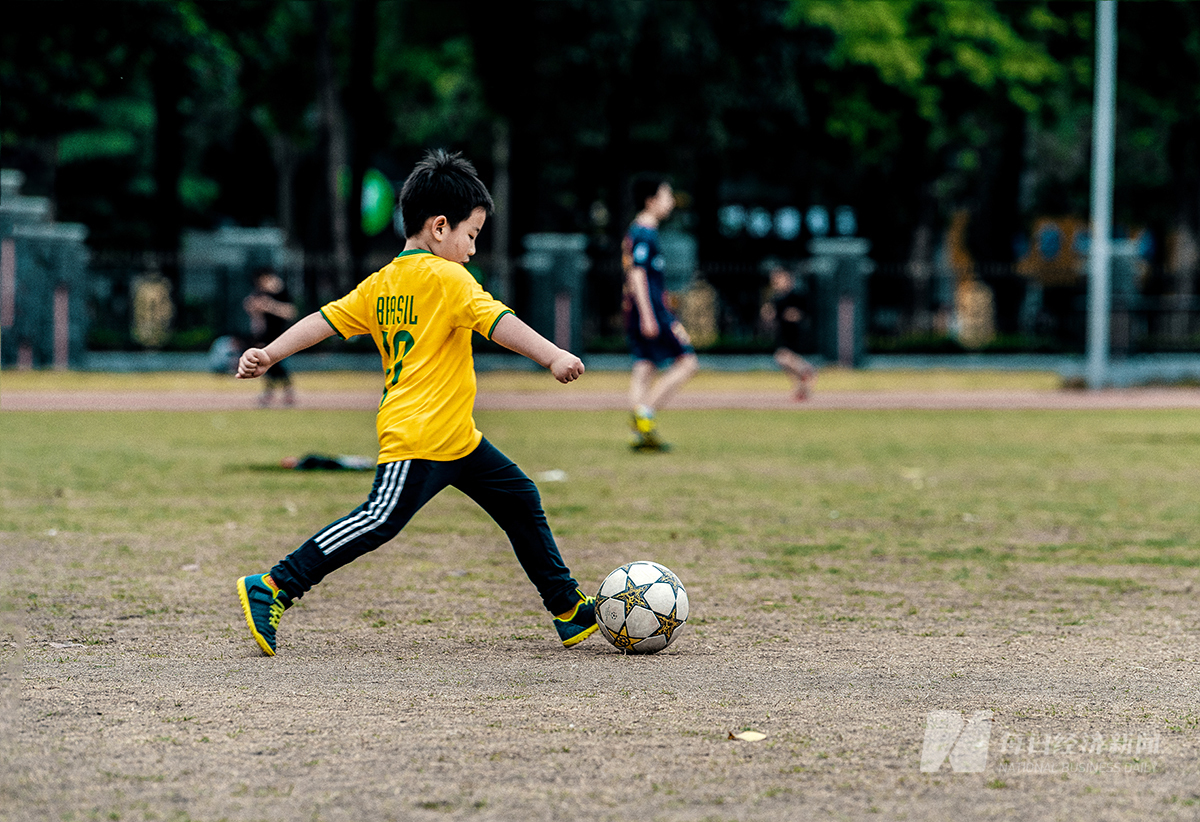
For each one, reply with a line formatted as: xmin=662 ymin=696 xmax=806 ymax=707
xmin=760 ymin=262 xmax=817 ymax=401
xmin=243 ymin=268 xmax=299 ymax=406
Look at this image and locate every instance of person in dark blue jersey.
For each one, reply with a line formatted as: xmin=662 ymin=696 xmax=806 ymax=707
xmin=620 ymin=174 xmax=698 ymax=451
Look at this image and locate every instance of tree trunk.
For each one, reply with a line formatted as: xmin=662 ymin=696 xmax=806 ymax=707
xmin=316 ymin=0 xmax=353 ymax=296
xmin=151 ymin=46 xmax=185 ymax=288
xmin=491 ymin=120 xmax=512 ymax=304
xmin=346 ymin=0 xmax=380 ymax=275
xmin=270 ymin=135 xmax=298 ymax=243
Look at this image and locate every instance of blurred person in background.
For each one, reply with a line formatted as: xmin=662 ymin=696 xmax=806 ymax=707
xmin=243 ymin=267 xmax=298 ymax=406
xmin=622 ymin=173 xmax=698 ymax=451
xmin=760 ymin=260 xmax=816 ymax=401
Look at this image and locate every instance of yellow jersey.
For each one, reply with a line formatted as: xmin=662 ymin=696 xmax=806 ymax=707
xmin=319 ymin=250 xmax=512 ymax=463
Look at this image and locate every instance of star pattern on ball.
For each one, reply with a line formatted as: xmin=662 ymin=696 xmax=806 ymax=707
xmin=609 ymin=623 xmax=638 ymax=650
xmin=651 ymin=606 xmax=684 ymax=641
xmin=611 ymin=575 xmax=654 ymax=616
xmin=658 ymin=570 xmax=685 ymax=598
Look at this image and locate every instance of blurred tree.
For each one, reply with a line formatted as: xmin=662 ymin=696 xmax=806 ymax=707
xmin=785 ymin=0 xmax=1062 ymax=263
xmin=1 ymin=0 xmax=236 ymax=267
xmin=4 ymin=0 xmax=1199 ymax=347
xmin=313 ymin=0 xmax=353 ymax=294
xmin=203 ymin=0 xmax=494 ymax=298
xmin=199 ymin=1 xmax=318 ymax=242
xmin=345 ymin=0 xmax=381 ymax=275
xmin=467 ymin=2 xmax=820 ymax=240
xmin=1108 ymin=1 xmax=1200 ymax=245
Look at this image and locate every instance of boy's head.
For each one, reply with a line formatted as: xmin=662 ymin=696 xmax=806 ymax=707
xmin=399 ymin=149 xmax=494 ymax=239
xmin=631 ymin=173 xmax=674 ymax=219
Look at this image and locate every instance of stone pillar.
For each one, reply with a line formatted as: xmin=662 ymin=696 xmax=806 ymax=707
xmin=808 ymin=237 xmax=873 ymax=367
xmin=520 ymin=234 xmax=589 ymax=355
xmin=0 ymin=170 xmax=90 ymax=369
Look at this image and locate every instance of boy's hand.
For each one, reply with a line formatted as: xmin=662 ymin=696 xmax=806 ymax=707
xmin=549 ymin=351 xmax=585 ymax=384
xmin=237 ymin=348 xmax=272 ymax=379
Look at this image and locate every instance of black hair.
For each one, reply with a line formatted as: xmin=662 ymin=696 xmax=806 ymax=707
xmin=399 ymin=149 xmax=494 ymax=238
xmin=631 ymin=172 xmax=671 ymax=211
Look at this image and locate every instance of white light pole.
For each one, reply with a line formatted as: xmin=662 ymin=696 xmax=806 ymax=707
xmin=1087 ymin=0 xmax=1117 ymax=389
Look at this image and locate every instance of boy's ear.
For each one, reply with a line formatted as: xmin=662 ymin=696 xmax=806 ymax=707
xmin=430 ymin=215 xmax=449 ymax=239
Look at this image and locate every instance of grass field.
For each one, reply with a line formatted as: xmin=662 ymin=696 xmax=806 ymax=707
xmin=2 ymin=372 xmax=1199 ymax=820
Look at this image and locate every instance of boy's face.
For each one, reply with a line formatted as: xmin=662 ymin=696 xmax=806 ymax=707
xmin=433 ymin=207 xmax=487 ymax=264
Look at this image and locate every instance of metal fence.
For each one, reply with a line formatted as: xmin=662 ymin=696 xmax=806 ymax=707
xmin=81 ymin=245 xmax=1200 ymax=359
xmin=864 ymin=259 xmax=1200 ymax=356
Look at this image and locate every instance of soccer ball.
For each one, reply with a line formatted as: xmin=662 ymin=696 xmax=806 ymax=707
xmin=595 ymin=561 xmax=689 ymax=653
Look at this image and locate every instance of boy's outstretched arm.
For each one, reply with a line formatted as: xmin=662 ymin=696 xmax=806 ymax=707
xmin=490 ymin=312 xmax=584 ymax=384
xmin=237 ymin=312 xmax=336 ymax=379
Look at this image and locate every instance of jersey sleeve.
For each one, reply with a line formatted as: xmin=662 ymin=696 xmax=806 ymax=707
xmin=624 ymin=225 xmax=655 ymax=273
xmin=444 ymin=265 xmax=512 ymax=339
xmin=319 ymin=277 xmax=374 ymax=339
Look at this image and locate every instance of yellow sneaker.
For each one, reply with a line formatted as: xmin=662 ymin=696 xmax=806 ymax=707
xmin=237 ymin=574 xmax=291 ymax=656
xmin=554 ymin=592 xmax=599 ymax=647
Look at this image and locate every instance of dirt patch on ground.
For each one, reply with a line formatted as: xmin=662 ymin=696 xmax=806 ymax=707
xmin=3 ymin=528 xmax=1198 ymax=821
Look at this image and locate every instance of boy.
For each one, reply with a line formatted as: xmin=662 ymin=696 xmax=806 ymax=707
xmin=622 ymin=173 xmax=698 ymax=451
xmin=760 ymin=262 xmax=817 ymax=401
xmin=235 ymin=149 xmax=597 ymax=656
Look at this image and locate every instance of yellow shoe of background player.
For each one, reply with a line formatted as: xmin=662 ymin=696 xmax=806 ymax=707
xmin=630 ymin=408 xmax=670 ymax=452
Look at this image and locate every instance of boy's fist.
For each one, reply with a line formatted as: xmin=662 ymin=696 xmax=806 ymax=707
xmin=549 ymin=352 xmax=585 ymax=384
xmin=237 ymin=348 xmax=272 ymax=379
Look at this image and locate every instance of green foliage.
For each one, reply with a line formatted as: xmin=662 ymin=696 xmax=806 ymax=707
xmin=56 ymin=129 xmax=138 ymax=165
xmin=1 ymin=0 xmax=239 ymax=246
xmin=786 ymin=0 xmax=1063 ymax=230
xmin=790 ymin=0 xmax=1063 ymax=116
xmin=375 ymin=32 xmax=488 ymax=149
xmin=3 ymin=0 xmax=1199 ymax=269
xmin=794 ymin=1 xmax=925 ymax=92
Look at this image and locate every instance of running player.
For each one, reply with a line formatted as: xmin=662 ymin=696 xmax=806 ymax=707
xmin=621 ymin=173 xmax=698 ymax=451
